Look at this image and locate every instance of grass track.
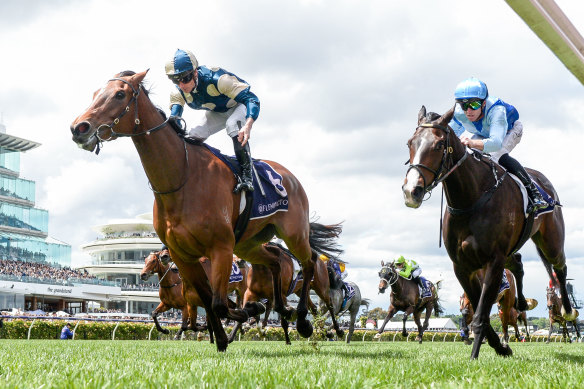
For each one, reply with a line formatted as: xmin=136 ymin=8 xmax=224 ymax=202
xmin=0 ymin=340 xmax=583 ymax=388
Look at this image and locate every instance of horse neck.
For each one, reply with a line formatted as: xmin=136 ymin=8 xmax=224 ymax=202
xmin=131 ymin=92 xmax=207 ymax=196
xmin=442 ymin=131 xmax=491 ymax=210
xmin=157 ymin=263 xmax=179 ymax=286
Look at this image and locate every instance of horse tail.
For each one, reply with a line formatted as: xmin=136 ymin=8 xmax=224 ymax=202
xmin=435 ymin=280 xmax=443 ymax=291
xmin=361 ymin=298 xmax=370 ymax=308
xmin=309 ymin=221 xmax=343 ymax=260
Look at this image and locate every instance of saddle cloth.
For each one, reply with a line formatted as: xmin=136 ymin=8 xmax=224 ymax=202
xmin=498 ymin=270 xmax=510 ymax=294
xmin=418 ymin=277 xmax=432 ymax=299
xmin=508 ymin=173 xmax=560 ymax=218
xmin=344 ymin=282 xmax=356 ymax=300
xmin=229 ymin=262 xmax=243 ymax=283
xmin=203 ymin=144 xmax=289 ymax=220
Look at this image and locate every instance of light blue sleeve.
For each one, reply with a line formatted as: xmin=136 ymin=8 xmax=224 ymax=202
xmin=449 ymin=116 xmax=466 ymax=137
xmin=482 ymin=105 xmax=507 ymax=153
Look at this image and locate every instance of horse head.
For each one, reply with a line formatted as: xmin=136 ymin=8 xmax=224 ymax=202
xmin=378 ymin=261 xmax=397 ymax=294
xmin=140 ymin=251 xmax=165 ymax=281
xmin=402 ymin=106 xmax=462 ymax=208
xmin=70 ymin=70 xmax=149 ymax=153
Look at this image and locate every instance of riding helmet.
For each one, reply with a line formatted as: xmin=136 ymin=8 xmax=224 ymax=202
xmin=165 ymin=49 xmax=198 ymax=80
xmin=454 ymin=77 xmax=488 ymax=100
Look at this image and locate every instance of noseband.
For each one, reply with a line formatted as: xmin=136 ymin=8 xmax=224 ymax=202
xmin=406 ymin=123 xmax=468 ymax=194
xmin=379 ymin=266 xmax=398 ymax=288
xmin=95 ymin=77 xmax=169 ymax=142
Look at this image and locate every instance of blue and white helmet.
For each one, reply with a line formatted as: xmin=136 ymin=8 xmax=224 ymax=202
xmin=454 ymin=77 xmax=488 ymax=100
xmin=165 ymin=49 xmax=199 ymax=81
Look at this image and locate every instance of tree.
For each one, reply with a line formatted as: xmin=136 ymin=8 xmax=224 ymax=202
xmin=367 ymin=307 xmax=388 ymax=320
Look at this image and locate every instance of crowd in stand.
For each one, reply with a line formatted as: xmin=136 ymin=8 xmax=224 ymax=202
xmin=0 ymin=258 xmax=97 ymax=283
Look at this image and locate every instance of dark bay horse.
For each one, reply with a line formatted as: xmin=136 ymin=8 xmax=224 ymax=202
xmin=140 ymin=250 xmax=206 ymax=339
xmin=403 ymin=106 xmax=578 ymax=359
xmin=376 ymin=261 xmax=441 ymax=343
xmin=320 ymin=280 xmax=369 ymax=343
xmin=70 ymin=70 xmax=342 ymax=351
xmin=546 ymin=287 xmax=581 ymax=343
xmin=229 ymin=243 xmax=343 ymax=345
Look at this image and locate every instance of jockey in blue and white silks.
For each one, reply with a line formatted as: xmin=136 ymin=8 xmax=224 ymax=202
xmin=166 ymin=49 xmax=260 ymax=193
xmin=449 ymin=77 xmax=547 ymax=211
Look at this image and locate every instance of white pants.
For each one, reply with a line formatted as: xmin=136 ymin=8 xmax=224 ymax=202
xmin=188 ymin=104 xmax=246 ymax=140
xmin=411 ymin=268 xmax=422 ymax=278
xmin=462 ymin=120 xmax=523 ymax=162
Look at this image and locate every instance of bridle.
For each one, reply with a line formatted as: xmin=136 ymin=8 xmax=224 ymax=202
xmin=94 ymin=77 xmax=189 ymax=195
xmin=155 ymin=253 xmax=181 ymax=289
xmin=378 ymin=265 xmax=398 ymax=290
xmin=406 ymin=122 xmax=468 ymax=195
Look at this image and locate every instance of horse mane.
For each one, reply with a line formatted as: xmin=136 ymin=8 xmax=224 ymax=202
xmin=117 ymin=70 xmax=188 ymax=137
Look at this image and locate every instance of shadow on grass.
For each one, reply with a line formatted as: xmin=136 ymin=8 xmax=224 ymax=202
xmin=554 ymin=351 xmax=584 ymax=365
xmin=241 ymin=345 xmax=406 ymax=360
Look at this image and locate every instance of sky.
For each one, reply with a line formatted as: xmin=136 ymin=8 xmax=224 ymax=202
xmin=1 ymin=0 xmax=584 ymax=317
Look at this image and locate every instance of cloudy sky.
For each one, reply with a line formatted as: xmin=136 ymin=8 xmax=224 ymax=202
xmin=1 ymin=0 xmax=584 ymax=317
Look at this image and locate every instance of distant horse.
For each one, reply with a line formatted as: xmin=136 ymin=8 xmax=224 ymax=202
xmin=229 ymin=243 xmax=344 ymax=345
xmin=546 ymin=287 xmax=581 ymax=343
xmin=70 ymin=71 xmax=343 ymax=351
xmin=376 ymin=261 xmax=442 ymax=343
xmin=402 ymin=106 xmax=578 ymax=358
xmin=505 ymin=306 xmax=530 ymax=342
xmin=140 ymin=250 xmax=206 ymax=340
xmin=320 ymin=280 xmax=369 ymax=343
xmin=459 ymin=267 xmax=523 ymax=345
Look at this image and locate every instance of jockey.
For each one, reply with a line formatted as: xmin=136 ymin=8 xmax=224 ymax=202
xmin=394 ymin=255 xmax=424 ymax=289
xmin=165 ymin=49 xmax=260 ymax=193
xmin=320 ymin=254 xmax=350 ymax=308
xmin=449 ymin=77 xmax=547 ymax=211
xmin=548 ymin=272 xmax=561 ymax=297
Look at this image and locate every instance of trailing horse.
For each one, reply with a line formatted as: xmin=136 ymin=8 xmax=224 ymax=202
xmin=376 ymin=260 xmax=442 ymax=343
xmin=320 ymin=279 xmax=369 ymax=343
xmin=70 ymin=71 xmax=342 ymax=351
xmin=403 ymin=106 xmax=578 ymax=359
xmin=546 ymin=286 xmax=581 ymax=343
xmin=140 ymin=250 xmax=207 ymax=340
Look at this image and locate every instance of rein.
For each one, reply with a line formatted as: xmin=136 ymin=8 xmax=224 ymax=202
xmin=158 ymin=259 xmax=181 ymax=288
xmin=95 ymin=77 xmax=189 ymax=195
xmin=406 ymin=123 xmax=469 ymax=195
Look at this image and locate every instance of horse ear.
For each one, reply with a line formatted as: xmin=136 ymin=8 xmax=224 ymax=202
xmin=418 ymin=106 xmax=427 ymax=125
xmin=438 ymin=105 xmax=455 ymax=126
xmin=132 ymin=69 xmax=149 ymax=84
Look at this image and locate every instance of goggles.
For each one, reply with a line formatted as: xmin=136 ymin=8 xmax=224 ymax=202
xmin=169 ymin=72 xmax=194 ymax=85
xmin=457 ymin=99 xmax=483 ymax=111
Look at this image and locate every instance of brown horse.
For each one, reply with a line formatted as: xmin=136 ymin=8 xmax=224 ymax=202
xmin=140 ymin=250 xmax=205 ymax=339
xmin=505 ymin=306 xmax=530 ymax=342
xmin=375 ymin=260 xmax=442 ymax=343
xmin=546 ymin=287 xmax=581 ymax=343
xmin=459 ymin=267 xmax=532 ymax=345
xmin=70 ymin=71 xmax=342 ymax=351
xmin=229 ymin=243 xmax=342 ymax=345
xmin=402 ymin=106 xmax=578 ymax=359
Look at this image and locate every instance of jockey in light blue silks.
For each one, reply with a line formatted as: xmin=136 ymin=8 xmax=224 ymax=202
xmin=321 ymin=254 xmax=350 ymax=309
xmin=165 ymin=49 xmax=260 ymax=193
xmin=449 ymin=77 xmax=547 ymax=211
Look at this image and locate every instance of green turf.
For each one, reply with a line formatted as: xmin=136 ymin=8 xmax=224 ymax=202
xmin=0 ymin=340 xmax=582 ymax=388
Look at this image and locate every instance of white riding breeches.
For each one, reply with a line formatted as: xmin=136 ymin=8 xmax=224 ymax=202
xmin=461 ymin=120 xmax=523 ymax=162
xmin=188 ymin=104 xmax=247 ymax=140
xmin=411 ymin=268 xmax=422 ymax=278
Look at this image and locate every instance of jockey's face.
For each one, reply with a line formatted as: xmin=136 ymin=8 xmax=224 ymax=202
xmin=463 ymin=100 xmax=485 ymax=122
xmin=178 ymin=71 xmax=197 ymax=93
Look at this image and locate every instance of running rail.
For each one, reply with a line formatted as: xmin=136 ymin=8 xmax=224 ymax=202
xmin=505 ymin=0 xmax=584 ymax=85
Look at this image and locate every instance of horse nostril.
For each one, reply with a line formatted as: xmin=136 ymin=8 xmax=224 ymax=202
xmin=72 ymin=121 xmax=90 ymax=136
xmin=412 ymin=186 xmax=423 ymax=200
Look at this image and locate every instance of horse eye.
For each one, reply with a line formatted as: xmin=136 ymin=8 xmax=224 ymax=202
xmin=115 ymin=91 xmax=125 ymax=100
xmin=435 ymin=140 xmax=445 ymax=150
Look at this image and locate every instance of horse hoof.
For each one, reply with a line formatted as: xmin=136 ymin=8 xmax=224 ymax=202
xmin=416 ymin=336 xmax=422 ymax=343
xmin=373 ymin=333 xmax=382 ymax=339
xmin=336 ymin=329 xmax=345 ymax=338
xmin=280 ymin=306 xmax=296 ymax=321
xmin=161 ymin=329 xmax=170 ymax=335
xmin=497 ymin=344 xmax=513 ymax=357
xmin=244 ymin=302 xmax=266 ymax=317
xmin=525 ymin=298 xmax=538 ymax=311
xmin=216 ymin=340 xmax=228 ymax=352
xmin=326 ymin=331 xmax=334 ymax=339
xmin=464 ymin=339 xmax=472 ymax=345
xmin=296 ymin=319 xmax=313 ymax=338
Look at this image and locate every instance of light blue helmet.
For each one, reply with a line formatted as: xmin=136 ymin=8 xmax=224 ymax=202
xmin=454 ymin=77 xmax=488 ymax=100
xmin=165 ymin=49 xmax=199 ymax=80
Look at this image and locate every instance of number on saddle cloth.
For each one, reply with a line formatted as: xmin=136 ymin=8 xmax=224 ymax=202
xmin=229 ymin=262 xmax=243 ymax=283
xmin=419 ymin=277 xmax=432 ymax=298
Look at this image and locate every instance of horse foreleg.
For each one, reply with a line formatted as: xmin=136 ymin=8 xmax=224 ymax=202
xmin=174 ymin=307 xmax=190 ymax=340
xmin=375 ymin=307 xmax=397 ymax=337
xmin=546 ymin=319 xmax=553 ymax=343
xmin=152 ymin=303 xmax=170 ymax=334
xmin=347 ymin=308 xmax=358 ymax=344
xmin=295 ymin=261 xmax=315 ymax=338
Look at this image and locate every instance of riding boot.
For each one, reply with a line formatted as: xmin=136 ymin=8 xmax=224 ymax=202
xmin=498 ymin=153 xmax=547 ymax=211
xmin=232 ymin=136 xmax=254 ymax=193
xmin=341 ymin=282 xmax=349 ymax=310
xmin=415 ymin=277 xmax=424 ymax=291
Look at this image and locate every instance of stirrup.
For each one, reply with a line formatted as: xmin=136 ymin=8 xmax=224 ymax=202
xmin=233 ymin=178 xmax=254 ymax=193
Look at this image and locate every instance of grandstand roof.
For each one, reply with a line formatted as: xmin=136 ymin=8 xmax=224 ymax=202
xmin=0 ymin=132 xmax=40 ymax=152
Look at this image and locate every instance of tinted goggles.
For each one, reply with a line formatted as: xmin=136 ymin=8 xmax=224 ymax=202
xmin=169 ymin=72 xmax=194 ymax=85
xmin=457 ymin=99 xmax=483 ymax=111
